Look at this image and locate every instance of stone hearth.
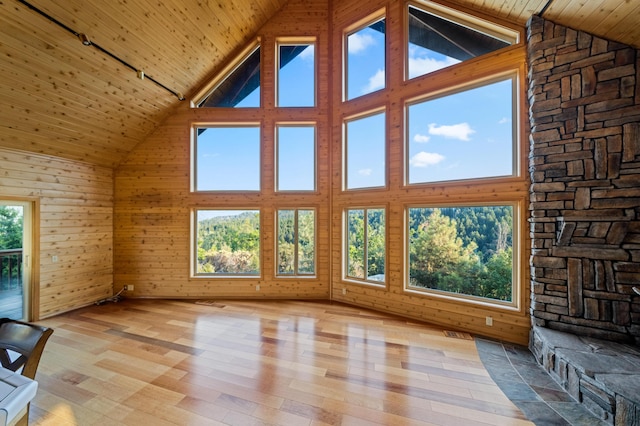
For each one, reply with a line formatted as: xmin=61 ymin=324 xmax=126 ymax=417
xmin=531 ymin=326 xmax=640 ymax=425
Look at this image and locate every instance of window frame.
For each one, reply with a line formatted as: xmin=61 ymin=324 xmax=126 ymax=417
xmin=192 ymin=40 xmax=262 ymax=108
xmin=343 ymin=8 xmax=387 ymax=102
xmin=404 ymin=71 xmax=520 ymax=187
xmin=275 ymin=208 xmax=317 ymax=277
xmin=191 ymin=122 xmax=262 ymax=193
xmin=343 ymin=206 xmax=387 ymax=286
xmin=405 ymin=1 xmax=519 ymax=82
xmin=275 ymin=122 xmax=317 ymax=193
xmin=276 ymin=37 xmax=317 ymax=108
xmin=404 ymin=201 xmax=521 ymax=310
xmin=343 ymin=108 xmax=387 ymax=191
xmin=191 ymin=208 xmax=263 ymax=279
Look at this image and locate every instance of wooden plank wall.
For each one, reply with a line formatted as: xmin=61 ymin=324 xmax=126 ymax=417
xmin=115 ymin=0 xmax=532 ymax=344
xmin=114 ymin=0 xmax=332 ymax=300
xmin=0 ymin=148 xmax=113 ymax=319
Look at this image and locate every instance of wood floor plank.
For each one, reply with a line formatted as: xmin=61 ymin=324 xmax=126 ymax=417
xmin=29 ymin=299 xmax=534 ymax=425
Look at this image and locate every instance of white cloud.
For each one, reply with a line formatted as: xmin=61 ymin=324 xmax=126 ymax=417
xmin=408 ymin=56 xmax=459 ymax=78
xmin=428 ymin=122 xmax=475 ymax=141
xmin=498 ymin=117 xmax=510 ymax=124
xmin=363 ymin=69 xmax=385 ymax=93
xmin=358 ymin=168 xmax=372 ymax=176
xmin=409 ymin=151 xmax=445 ymax=167
xmin=413 ymin=134 xmax=430 ymax=143
xmin=348 ymin=32 xmax=375 ymax=54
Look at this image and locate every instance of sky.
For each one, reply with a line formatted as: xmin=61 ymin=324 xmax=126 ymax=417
xmin=196 ymin=13 xmax=515 ymax=195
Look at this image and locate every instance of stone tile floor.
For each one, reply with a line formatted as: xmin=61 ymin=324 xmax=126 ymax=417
xmin=476 ymin=337 xmax=608 ymax=425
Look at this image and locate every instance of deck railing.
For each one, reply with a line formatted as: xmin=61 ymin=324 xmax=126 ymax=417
xmin=0 ymin=249 xmax=22 ymax=290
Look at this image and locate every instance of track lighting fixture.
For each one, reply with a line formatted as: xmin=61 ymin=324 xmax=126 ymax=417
xmin=78 ymin=33 xmax=91 ymax=46
xmin=17 ymin=0 xmax=185 ymax=101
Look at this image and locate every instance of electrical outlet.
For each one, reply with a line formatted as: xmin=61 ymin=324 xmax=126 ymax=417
xmin=123 ymin=285 xmax=134 ymax=291
xmin=51 ymin=255 xmax=58 ymax=263
xmin=256 ymin=284 xmax=260 ymax=291
xmin=486 ymin=316 xmax=493 ymax=326
xmin=342 ymin=288 xmax=346 ymax=295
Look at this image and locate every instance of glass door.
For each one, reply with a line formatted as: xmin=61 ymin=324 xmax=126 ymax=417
xmin=0 ymin=201 xmax=31 ymax=320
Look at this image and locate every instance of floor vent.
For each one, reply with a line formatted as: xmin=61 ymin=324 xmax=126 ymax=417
xmin=444 ymin=330 xmax=473 ymax=340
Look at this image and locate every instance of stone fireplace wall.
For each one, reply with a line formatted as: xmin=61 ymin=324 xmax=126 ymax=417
xmin=527 ymin=16 xmax=640 ymax=344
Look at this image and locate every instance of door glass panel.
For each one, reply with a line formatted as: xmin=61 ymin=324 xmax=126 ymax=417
xmin=0 ymin=203 xmax=27 ymax=320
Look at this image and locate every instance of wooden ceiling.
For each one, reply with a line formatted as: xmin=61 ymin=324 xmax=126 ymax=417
xmin=1 ymin=0 xmax=638 ymax=168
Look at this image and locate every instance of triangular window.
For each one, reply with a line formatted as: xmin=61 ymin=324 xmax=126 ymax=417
xmin=407 ymin=3 xmax=518 ymax=79
xmin=196 ymin=44 xmax=261 ymax=108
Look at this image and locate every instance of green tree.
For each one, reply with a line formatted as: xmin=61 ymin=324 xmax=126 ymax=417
xmin=0 ymin=206 xmax=22 ymax=250
xmin=409 ymin=207 xmax=513 ymax=301
xmin=196 ymin=211 xmax=260 ymax=274
xmin=409 ymin=209 xmax=480 ymax=294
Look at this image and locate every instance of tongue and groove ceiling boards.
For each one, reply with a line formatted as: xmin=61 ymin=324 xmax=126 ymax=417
xmin=0 ymin=0 xmax=638 ymax=167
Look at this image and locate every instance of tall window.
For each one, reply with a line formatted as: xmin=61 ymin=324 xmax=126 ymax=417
xmin=345 ymin=111 xmax=386 ymax=189
xmin=277 ymin=41 xmax=316 ymax=107
xmin=276 ymin=124 xmax=316 ymax=191
xmin=406 ymin=76 xmax=515 ymax=184
xmin=195 ymin=210 xmax=261 ymax=276
xmin=345 ymin=14 xmax=386 ymax=100
xmin=194 ymin=125 xmax=261 ymax=191
xmin=407 ymin=205 xmax=514 ymax=303
xmin=345 ymin=208 xmax=385 ymax=284
xmin=277 ymin=209 xmax=316 ymax=276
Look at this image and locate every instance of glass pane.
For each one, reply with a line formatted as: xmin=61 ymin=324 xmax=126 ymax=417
xmin=407 ymin=78 xmax=514 ymax=184
xmin=198 ymin=47 xmax=260 ymax=107
xmin=0 ymin=205 xmax=24 ymax=320
xmin=367 ymin=209 xmax=385 ymax=282
xmin=346 ymin=209 xmax=364 ymax=279
xmin=345 ymin=208 xmax=385 ymax=283
xmin=196 ymin=210 xmax=260 ymax=275
xmin=345 ymin=112 xmax=386 ymax=189
xmin=407 ymin=5 xmax=513 ymax=79
xmin=278 ymin=44 xmax=315 ymax=107
xmin=297 ymin=210 xmax=315 ymax=274
xmin=277 ymin=125 xmax=316 ymax=191
xmin=346 ymin=18 xmax=385 ymax=100
xmin=277 ymin=210 xmax=295 ymax=275
xmin=196 ymin=126 xmax=260 ymax=191
xmin=408 ymin=206 xmax=513 ymax=302
xmin=277 ymin=209 xmax=315 ymax=276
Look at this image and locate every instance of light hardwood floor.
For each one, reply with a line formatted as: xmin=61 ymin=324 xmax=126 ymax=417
xmin=30 ymin=299 xmax=533 ymax=425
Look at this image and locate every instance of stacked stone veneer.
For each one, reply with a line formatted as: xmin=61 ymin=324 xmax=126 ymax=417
xmin=527 ymin=15 xmax=640 ymax=345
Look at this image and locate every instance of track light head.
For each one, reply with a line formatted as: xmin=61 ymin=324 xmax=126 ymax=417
xmin=78 ymin=33 xmax=91 ymax=46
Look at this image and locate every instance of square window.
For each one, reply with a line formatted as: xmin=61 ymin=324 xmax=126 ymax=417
xmin=407 ymin=205 xmax=514 ymax=303
xmin=194 ymin=125 xmax=261 ymax=191
xmin=195 ymin=210 xmax=260 ymax=276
